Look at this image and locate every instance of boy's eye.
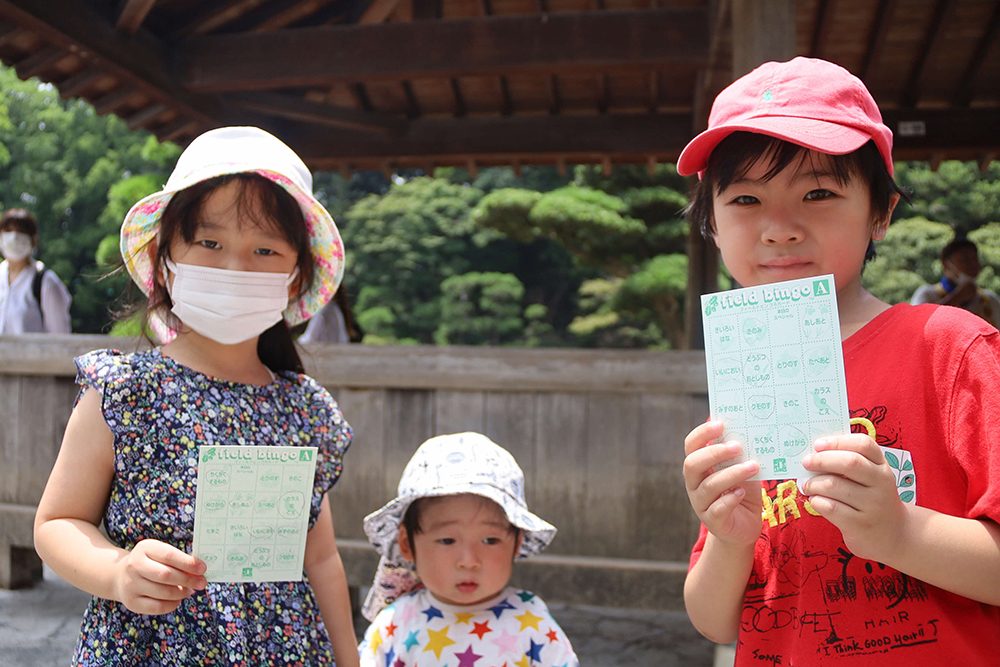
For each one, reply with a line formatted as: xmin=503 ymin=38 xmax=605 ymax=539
xmin=436 ymin=538 xmax=455 ymax=546
xmin=804 ymin=189 xmax=835 ymax=201
xmin=483 ymin=537 xmax=502 ymax=545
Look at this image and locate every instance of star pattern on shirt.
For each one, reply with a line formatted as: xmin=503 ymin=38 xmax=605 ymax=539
xmin=490 ymin=628 xmax=520 ymax=657
xmin=455 ymin=644 xmax=484 ymax=667
xmin=385 ymin=621 xmax=398 ymax=637
xmin=402 ymin=630 xmax=420 ymax=652
xmin=370 ymin=626 xmax=384 ymax=655
xmin=424 ymin=626 xmax=456 ymax=659
xmin=393 ymin=659 xmax=406 ymax=667
xmin=515 ymin=609 xmax=543 ymax=631
xmin=517 ymin=591 xmax=536 ymax=603
xmin=383 ymin=646 xmax=396 ymax=667
xmin=470 ymin=620 xmax=492 ymax=640
xmin=454 ymin=612 xmax=475 ymax=625
xmin=514 ymin=656 xmax=531 ymax=667
xmin=526 ymin=639 xmax=544 ymax=663
xmin=546 ymin=628 xmax=559 ymax=643
xmin=487 ymin=600 xmax=516 ymax=619
xmin=422 ymin=604 xmax=444 ymax=621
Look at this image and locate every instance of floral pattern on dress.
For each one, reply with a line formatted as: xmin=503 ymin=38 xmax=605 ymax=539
xmin=71 ymin=348 xmax=352 ymax=667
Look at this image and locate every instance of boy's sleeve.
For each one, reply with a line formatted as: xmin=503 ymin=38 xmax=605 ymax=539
xmin=948 ymin=331 xmax=1000 ymax=523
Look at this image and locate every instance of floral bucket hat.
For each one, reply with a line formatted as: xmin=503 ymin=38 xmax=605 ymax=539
xmin=120 ymin=126 xmax=344 ymax=342
xmin=361 ymin=432 xmax=557 ymax=620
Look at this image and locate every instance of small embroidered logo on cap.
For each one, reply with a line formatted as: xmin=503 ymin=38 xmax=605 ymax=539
xmin=763 ymin=89 xmax=773 ymax=102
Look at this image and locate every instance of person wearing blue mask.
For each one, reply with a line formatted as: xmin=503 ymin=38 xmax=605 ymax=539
xmin=911 ymin=236 xmax=1000 ymax=330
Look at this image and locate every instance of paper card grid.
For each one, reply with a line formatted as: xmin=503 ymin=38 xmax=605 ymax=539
xmin=192 ymin=445 xmax=318 ymax=583
xmin=701 ymin=275 xmax=850 ymax=480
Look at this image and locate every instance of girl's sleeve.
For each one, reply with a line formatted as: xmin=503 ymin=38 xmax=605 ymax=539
xmin=73 ymin=349 xmax=127 ymax=408
xmin=533 ymin=598 xmax=580 ymax=667
xmin=303 ymin=378 xmax=352 ymax=498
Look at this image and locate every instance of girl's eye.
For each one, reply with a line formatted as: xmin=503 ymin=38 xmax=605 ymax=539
xmin=437 ymin=538 xmax=455 ymax=546
xmin=805 ymin=189 xmax=835 ymax=201
xmin=483 ymin=537 xmax=502 ymax=545
xmin=255 ymin=248 xmax=277 ymax=256
xmin=731 ymin=195 xmax=759 ymax=205
xmin=198 ymin=239 xmax=220 ymax=249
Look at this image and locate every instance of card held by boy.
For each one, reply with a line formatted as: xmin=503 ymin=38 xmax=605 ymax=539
xmin=701 ymin=275 xmax=850 ymax=480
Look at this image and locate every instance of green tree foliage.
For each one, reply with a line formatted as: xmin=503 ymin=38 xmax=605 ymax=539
xmin=894 ymin=161 xmax=1000 ymax=234
xmin=0 ymin=66 xmax=177 ymax=332
xmin=470 ymin=165 xmax=693 ymax=348
xmin=435 ymin=272 xmax=525 ymax=345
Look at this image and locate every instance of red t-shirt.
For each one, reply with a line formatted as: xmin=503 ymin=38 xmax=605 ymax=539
xmin=690 ymin=304 xmax=1000 ymax=665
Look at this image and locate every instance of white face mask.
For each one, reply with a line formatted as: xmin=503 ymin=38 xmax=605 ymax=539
xmin=164 ymin=259 xmax=297 ymax=345
xmin=0 ymin=231 xmax=33 ymax=261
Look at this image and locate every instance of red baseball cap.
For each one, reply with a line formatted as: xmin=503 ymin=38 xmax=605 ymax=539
xmin=677 ymin=57 xmax=894 ymax=177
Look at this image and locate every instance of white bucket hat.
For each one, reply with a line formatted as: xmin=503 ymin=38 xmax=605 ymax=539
xmin=119 ymin=126 xmax=344 ymax=342
xmin=361 ymin=432 xmax=557 ymax=619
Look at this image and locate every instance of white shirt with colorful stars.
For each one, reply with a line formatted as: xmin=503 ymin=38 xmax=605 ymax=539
xmin=359 ymin=586 xmax=579 ymax=667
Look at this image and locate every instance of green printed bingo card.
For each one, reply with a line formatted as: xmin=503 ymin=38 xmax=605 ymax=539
xmin=192 ymin=446 xmax=318 ymax=583
xmin=700 ymin=275 xmax=849 ymax=481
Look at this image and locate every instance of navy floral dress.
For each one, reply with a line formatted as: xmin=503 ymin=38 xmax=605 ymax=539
xmin=71 ymin=349 xmax=352 ymax=667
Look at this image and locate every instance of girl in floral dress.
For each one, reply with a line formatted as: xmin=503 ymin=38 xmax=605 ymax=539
xmin=33 ymin=127 xmax=360 ymax=667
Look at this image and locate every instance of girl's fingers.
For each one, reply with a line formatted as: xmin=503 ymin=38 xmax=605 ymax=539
xmin=141 ymin=540 xmax=207 ymax=576
xmin=704 ymin=486 xmax=748 ymax=521
xmin=803 ymin=449 xmax=880 ymax=487
xmin=691 ymin=460 xmax=758 ymax=511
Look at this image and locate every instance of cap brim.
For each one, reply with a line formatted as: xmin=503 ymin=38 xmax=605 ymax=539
xmin=120 ymin=168 xmax=344 ymax=343
xmin=677 ymin=116 xmax=878 ymax=177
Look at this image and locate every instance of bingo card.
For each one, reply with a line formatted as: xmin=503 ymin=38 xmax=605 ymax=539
xmin=700 ymin=275 xmax=850 ymax=480
xmin=192 ymin=445 xmax=317 ymax=583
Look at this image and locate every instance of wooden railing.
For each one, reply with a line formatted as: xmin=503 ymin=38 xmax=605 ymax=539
xmin=0 ymin=334 xmax=708 ymax=610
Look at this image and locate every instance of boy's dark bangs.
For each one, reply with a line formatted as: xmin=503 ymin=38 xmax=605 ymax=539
xmin=711 ymin=133 xmax=862 ymax=195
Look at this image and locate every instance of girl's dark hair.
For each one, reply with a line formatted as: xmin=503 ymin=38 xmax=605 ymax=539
xmin=686 ymin=133 xmax=909 ymax=262
xmin=143 ymin=173 xmax=314 ymax=374
xmin=402 ymin=496 xmax=520 ymax=559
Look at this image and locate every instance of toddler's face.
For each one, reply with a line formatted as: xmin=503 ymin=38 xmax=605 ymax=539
xmin=399 ymin=494 xmax=520 ymax=607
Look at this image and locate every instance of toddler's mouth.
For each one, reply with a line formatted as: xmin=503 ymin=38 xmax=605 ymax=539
xmin=456 ymin=581 xmax=479 ymax=593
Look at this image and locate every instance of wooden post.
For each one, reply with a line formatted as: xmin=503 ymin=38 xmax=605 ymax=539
xmin=684 ymin=0 xmax=796 ymax=350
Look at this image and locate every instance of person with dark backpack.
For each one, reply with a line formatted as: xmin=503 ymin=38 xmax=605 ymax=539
xmin=0 ymin=208 xmax=72 ymax=333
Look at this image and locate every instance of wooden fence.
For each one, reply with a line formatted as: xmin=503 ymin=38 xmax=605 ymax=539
xmin=0 ymin=334 xmax=708 ymax=610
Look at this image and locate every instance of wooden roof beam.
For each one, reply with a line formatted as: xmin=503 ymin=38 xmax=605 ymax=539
xmin=951 ymin=0 xmax=1000 ymax=108
xmin=171 ymin=0 xmax=270 ymax=39
xmin=858 ymin=0 xmax=896 ymax=80
xmin=227 ymin=91 xmax=407 ymax=134
xmin=125 ymin=102 xmax=169 ymax=130
xmin=13 ymin=43 xmax=65 ymax=80
xmin=181 ymin=8 xmax=709 ymax=91
xmin=0 ymin=0 xmax=223 ymax=126
xmin=116 ymin=0 xmax=157 ymax=35
xmin=288 ymin=112 xmax=693 ymax=162
xmin=808 ymin=0 xmax=833 ymax=59
xmin=357 ymin=0 xmax=405 ymax=24
xmin=900 ymin=0 xmax=952 ymax=108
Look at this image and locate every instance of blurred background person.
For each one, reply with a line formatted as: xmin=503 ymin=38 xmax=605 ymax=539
xmin=0 ymin=208 xmax=72 ymax=334
xmin=298 ymin=285 xmax=363 ymax=344
xmin=911 ymin=236 xmax=1000 ymax=330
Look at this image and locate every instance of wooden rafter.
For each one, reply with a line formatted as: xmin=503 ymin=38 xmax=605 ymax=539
xmin=858 ymin=0 xmax=896 ymax=80
xmin=13 ymin=43 xmax=64 ymax=79
xmin=951 ymin=0 xmax=1000 ymax=108
xmin=180 ymin=9 xmax=709 ymax=91
xmin=125 ymin=102 xmax=168 ymax=130
xmin=227 ymin=91 xmax=406 ymax=133
xmin=56 ymin=67 xmax=104 ymax=98
xmin=357 ymin=0 xmax=405 ymax=24
xmin=401 ymin=81 xmax=421 ymax=119
xmin=0 ymin=0 xmax=223 ymax=127
xmin=289 ymin=113 xmax=693 ymax=164
xmin=116 ymin=0 xmax=158 ymax=35
xmin=900 ymin=0 xmax=952 ymax=108
xmin=171 ymin=0 xmax=270 ymax=39
xmin=808 ymin=0 xmax=833 ymax=59
xmin=249 ymin=0 xmax=340 ymax=32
